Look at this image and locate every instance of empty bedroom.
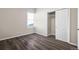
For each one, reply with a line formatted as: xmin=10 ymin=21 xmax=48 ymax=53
xmin=0 ymin=8 xmax=78 ymax=50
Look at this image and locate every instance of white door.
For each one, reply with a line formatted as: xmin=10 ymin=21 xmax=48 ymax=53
xmin=56 ymin=9 xmax=70 ymax=42
xmin=78 ymin=30 xmax=79 ymax=49
xmin=78 ymin=8 xmax=79 ymax=49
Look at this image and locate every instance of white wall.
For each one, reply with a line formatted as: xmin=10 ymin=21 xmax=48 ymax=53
xmin=34 ymin=8 xmax=48 ymax=36
xmin=34 ymin=8 xmax=61 ymax=36
xmin=0 ymin=8 xmax=35 ymax=40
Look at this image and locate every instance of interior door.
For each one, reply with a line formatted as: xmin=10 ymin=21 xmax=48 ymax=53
xmin=56 ymin=9 xmax=70 ymax=42
xmin=77 ymin=8 xmax=79 ymax=49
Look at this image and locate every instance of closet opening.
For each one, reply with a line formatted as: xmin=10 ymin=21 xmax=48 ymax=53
xmin=47 ymin=12 xmax=55 ymax=38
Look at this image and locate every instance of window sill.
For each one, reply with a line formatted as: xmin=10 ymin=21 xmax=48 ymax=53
xmin=27 ymin=25 xmax=34 ymax=29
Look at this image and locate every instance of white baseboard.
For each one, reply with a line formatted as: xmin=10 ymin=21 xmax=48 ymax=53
xmin=68 ymin=42 xmax=77 ymax=46
xmin=35 ymin=32 xmax=48 ymax=36
xmin=0 ymin=33 xmax=34 ymax=41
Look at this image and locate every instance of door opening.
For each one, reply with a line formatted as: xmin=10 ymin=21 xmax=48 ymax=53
xmin=48 ymin=12 xmax=55 ymax=38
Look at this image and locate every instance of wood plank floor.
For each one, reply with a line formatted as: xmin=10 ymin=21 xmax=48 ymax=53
xmin=0 ymin=33 xmax=77 ymax=50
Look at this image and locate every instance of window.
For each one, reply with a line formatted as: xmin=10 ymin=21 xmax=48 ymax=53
xmin=27 ymin=12 xmax=34 ymax=27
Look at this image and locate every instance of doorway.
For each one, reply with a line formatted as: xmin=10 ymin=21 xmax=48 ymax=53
xmin=48 ymin=12 xmax=55 ymax=37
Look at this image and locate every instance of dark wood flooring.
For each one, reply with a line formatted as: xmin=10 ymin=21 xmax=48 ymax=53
xmin=0 ymin=33 xmax=77 ymax=50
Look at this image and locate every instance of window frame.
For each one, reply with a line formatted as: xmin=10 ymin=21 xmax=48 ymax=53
xmin=27 ymin=12 xmax=34 ymax=28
